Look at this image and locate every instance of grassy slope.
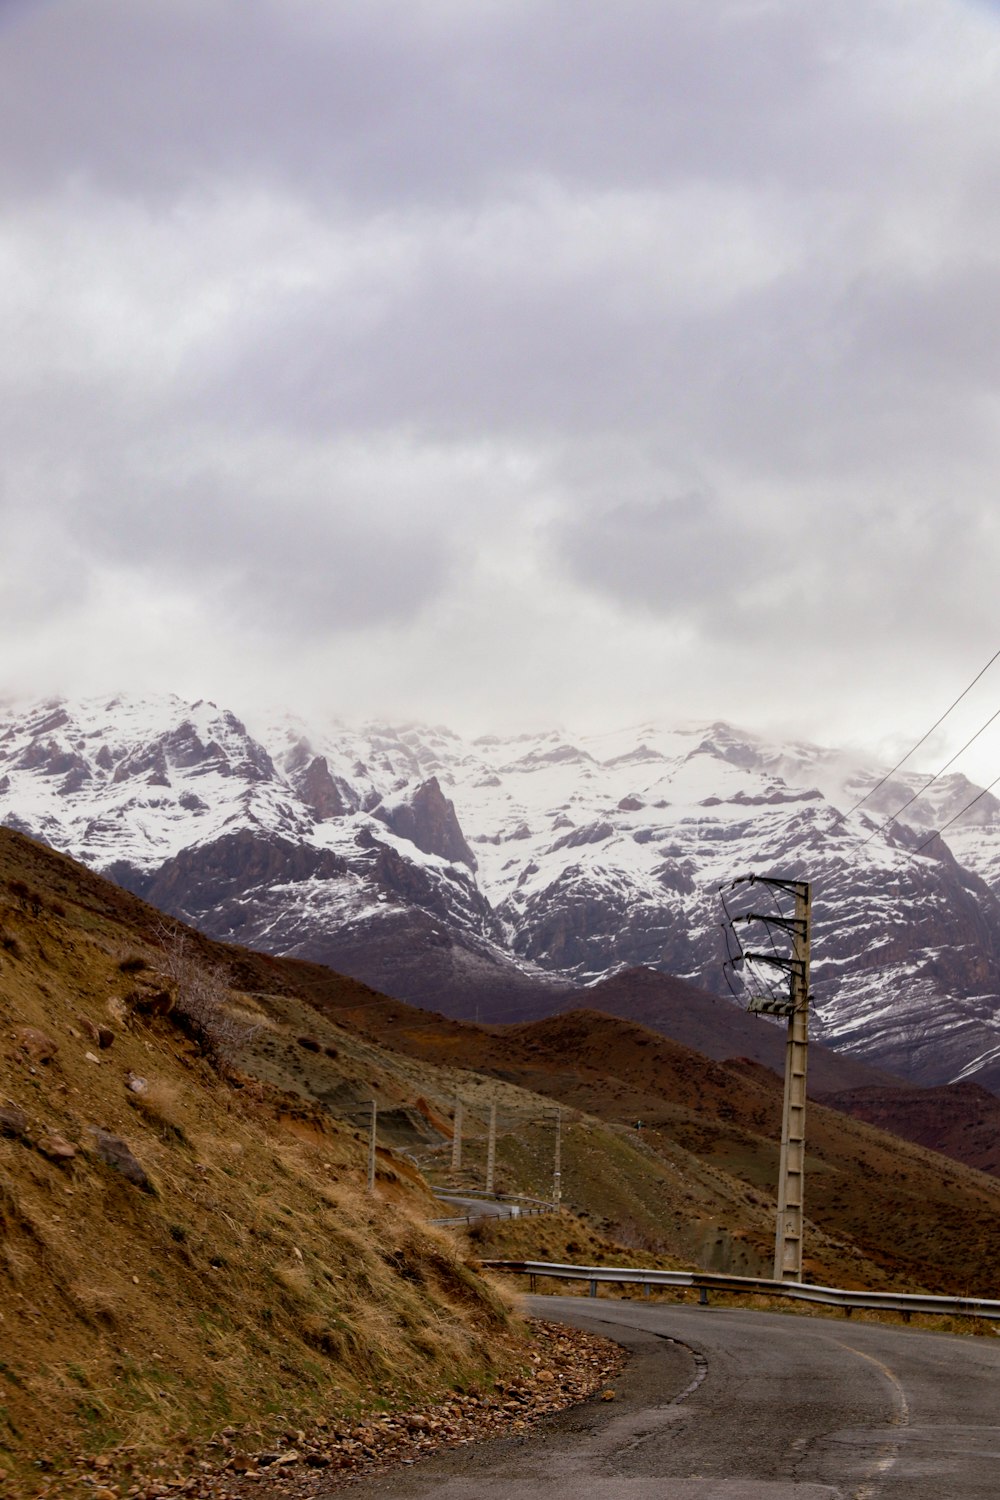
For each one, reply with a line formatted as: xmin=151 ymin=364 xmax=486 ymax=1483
xmin=0 ymin=832 xmax=512 ymax=1493
xmin=317 ymin=998 xmax=1000 ymax=1297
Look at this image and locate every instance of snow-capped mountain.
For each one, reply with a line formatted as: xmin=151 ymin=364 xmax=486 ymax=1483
xmin=3 ymin=693 xmax=1000 ymax=1092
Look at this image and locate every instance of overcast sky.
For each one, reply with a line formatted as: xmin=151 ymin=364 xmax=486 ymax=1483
xmin=4 ymin=0 xmax=1000 ymax=776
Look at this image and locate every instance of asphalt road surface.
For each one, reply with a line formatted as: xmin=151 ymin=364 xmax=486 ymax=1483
xmin=433 ymin=1195 xmax=518 ymax=1218
xmin=330 ymin=1293 xmax=1000 ymax=1499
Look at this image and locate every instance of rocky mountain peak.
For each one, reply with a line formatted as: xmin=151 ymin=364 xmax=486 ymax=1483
xmin=374 ymin=776 xmax=478 ymax=871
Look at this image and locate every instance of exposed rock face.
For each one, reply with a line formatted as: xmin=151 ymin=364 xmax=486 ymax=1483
xmin=374 ymin=778 xmax=478 ymax=870
xmin=87 ymin=1127 xmax=153 ymax=1191
xmin=38 ymin=1131 xmax=76 ymax=1163
xmin=292 ymin=755 xmax=355 ymax=820
xmin=130 ymin=831 xmax=349 ymax=917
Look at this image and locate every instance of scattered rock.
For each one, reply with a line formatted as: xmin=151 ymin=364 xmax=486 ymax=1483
xmin=37 ymin=1132 xmax=76 ymax=1163
xmin=0 ymin=1103 xmax=29 ymax=1141
xmin=80 ymin=1016 xmax=116 ymax=1049
xmin=87 ymin=1127 xmax=154 ymax=1191
xmin=14 ymin=1027 xmax=58 ymax=1064
xmin=42 ymin=1320 xmax=627 ymax=1500
xmin=128 ymin=987 xmax=174 ymax=1017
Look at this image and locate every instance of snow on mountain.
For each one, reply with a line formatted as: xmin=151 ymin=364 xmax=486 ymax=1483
xmin=3 ymin=694 xmax=1000 ymax=1090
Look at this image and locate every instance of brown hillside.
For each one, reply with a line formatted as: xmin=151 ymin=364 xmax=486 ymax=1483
xmin=562 ymin=966 xmax=904 ymax=1093
xmin=818 ymin=1079 xmax=1000 ymax=1180
xmin=7 ymin=820 xmax=1000 ymax=1500
xmin=326 ymin=997 xmax=1000 ymax=1299
xmin=0 ymin=830 xmax=516 ymax=1496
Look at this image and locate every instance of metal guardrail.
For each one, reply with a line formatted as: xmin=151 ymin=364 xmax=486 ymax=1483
xmin=433 ymin=1206 xmax=552 ymax=1226
xmin=481 ymin=1260 xmax=1000 ymax=1323
xmin=431 ymin=1195 xmax=556 ymax=1226
xmin=436 ymin=1191 xmax=557 ymax=1208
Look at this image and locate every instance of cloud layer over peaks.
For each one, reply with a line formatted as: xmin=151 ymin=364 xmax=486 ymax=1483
xmin=3 ymin=0 xmax=1000 ymax=770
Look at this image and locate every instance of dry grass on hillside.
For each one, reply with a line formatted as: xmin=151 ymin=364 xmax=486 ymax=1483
xmin=0 ymin=847 xmax=519 ymax=1498
xmin=324 ymin=998 xmax=1000 ymax=1299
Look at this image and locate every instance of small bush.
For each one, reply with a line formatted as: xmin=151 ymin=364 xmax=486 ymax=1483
xmin=0 ymin=930 xmax=22 ymax=959
xmin=129 ymin=1079 xmax=188 ymax=1142
xmin=156 ymin=926 xmax=258 ymax=1062
xmin=118 ymin=953 xmax=147 ymax=974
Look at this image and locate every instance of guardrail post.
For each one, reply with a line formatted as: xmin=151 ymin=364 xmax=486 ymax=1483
xmin=529 ymin=1273 xmax=537 ymax=1293
xmin=643 ymin=1283 xmax=650 ymax=1299
xmin=698 ymin=1286 xmax=709 ymax=1306
xmin=589 ymin=1279 xmax=598 ymax=1298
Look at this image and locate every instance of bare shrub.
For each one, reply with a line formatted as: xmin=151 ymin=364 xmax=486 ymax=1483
xmin=154 ymin=924 xmax=259 ymax=1063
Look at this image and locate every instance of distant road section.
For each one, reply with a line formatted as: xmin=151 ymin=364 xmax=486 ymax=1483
xmin=341 ymin=1295 xmax=1000 ymax=1498
xmin=433 ymin=1194 xmax=543 ymax=1221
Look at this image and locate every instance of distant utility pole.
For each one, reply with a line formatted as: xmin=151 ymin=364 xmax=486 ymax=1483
xmin=553 ymin=1108 xmax=562 ymax=1206
xmin=367 ymin=1099 xmax=378 ymax=1194
xmin=729 ymin=876 xmax=812 ymax=1283
xmin=451 ymin=1097 xmax=463 ymax=1173
xmin=485 ymin=1097 xmax=497 ymax=1195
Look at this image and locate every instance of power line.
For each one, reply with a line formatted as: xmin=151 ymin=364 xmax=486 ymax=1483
xmin=837 ymin=645 xmax=1000 ymax=823
xmin=849 ymin=700 xmax=1000 ymax=859
xmin=913 ymin=769 xmax=1000 ymax=856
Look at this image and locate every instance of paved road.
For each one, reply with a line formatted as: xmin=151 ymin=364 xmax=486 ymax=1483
xmin=329 ymin=1293 xmax=1000 ymax=1499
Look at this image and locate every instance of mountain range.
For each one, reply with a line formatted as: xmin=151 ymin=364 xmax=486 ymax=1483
xmin=3 ymin=692 xmax=1000 ymax=1092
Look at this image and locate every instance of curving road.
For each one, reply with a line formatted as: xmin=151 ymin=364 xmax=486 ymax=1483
xmin=331 ymin=1293 xmax=1000 ymax=1498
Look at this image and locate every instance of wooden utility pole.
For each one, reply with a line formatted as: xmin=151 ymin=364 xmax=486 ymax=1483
xmin=367 ymin=1099 xmax=378 ymax=1194
xmin=773 ymin=881 xmax=811 ymax=1281
xmin=451 ymin=1097 xmax=463 ymax=1173
xmin=485 ymin=1097 xmax=497 ymax=1195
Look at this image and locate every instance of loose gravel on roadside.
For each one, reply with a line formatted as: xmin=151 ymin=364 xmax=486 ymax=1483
xmin=33 ymin=1321 xmax=626 ymax=1500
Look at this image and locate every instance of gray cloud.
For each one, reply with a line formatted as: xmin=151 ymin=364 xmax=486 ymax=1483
xmin=3 ymin=0 xmax=1000 ymax=756
xmin=0 ymin=2 xmax=894 ymax=204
